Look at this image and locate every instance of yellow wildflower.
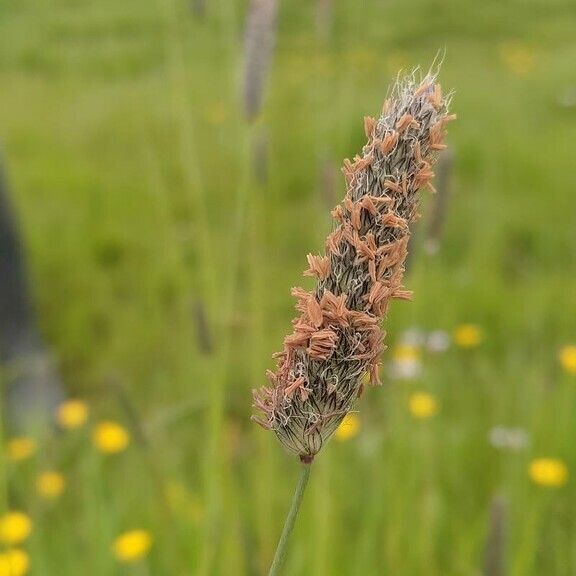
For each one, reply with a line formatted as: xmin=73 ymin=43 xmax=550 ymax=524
xmin=559 ymin=345 xmax=576 ymax=374
xmin=112 ymin=530 xmax=153 ymax=563
xmin=529 ymin=458 xmax=568 ymax=488
xmin=335 ymin=414 xmax=360 ymax=441
xmin=409 ymin=392 xmax=438 ymax=419
xmin=0 ymin=549 xmax=30 ymax=576
xmin=453 ymin=324 xmax=483 ymax=348
xmin=56 ymin=400 xmax=89 ymax=430
xmin=6 ymin=438 xmax=37 ymax=462
xmin=37 ymin=472 xmax=66 ymax=500
xmin=0 ymin=512 xmax=32 ymax=545
xmin=92 ymin=421 xmax=130 ymax=454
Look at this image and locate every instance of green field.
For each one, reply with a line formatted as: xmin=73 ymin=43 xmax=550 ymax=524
xmin=1 ymin=0 xmax=576 ymax=574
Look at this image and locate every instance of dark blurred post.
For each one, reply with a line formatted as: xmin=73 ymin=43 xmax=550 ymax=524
xmin=0 ymin=152 xmax=64 ymax=433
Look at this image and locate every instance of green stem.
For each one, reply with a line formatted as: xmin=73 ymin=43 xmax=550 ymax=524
xmin=268 ymin=462 xmax=313 ymax=576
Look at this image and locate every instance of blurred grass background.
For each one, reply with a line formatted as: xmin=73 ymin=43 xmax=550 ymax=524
xmin=1 ymin=0 xmax=576 ymax=574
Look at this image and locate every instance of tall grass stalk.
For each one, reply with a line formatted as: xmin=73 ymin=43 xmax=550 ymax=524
xmin=241 ymin=0 xmax=281 ymax=567
xmin=247 ymin=142 xmax=277 ymax=568
xmin=156 ymin=1 xmax=220 ymax=568
xmin=197 ymin=122 xmax=253 ymax=575
xmin=268 ymin=463 xmax=312 ymax=576
xmin=157 ymin=0 xmax=256 ymax=572
xmin=255 ymin=68 xmax=454 ymax=572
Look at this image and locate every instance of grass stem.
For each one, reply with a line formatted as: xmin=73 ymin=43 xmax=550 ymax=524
xmin=268 ymin=462 xmax=312 ymax=576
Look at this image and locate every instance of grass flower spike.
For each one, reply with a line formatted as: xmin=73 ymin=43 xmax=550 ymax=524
xmin=253 ymin=70 xmax=454 ymax=462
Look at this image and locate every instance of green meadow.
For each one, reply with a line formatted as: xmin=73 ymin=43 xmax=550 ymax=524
xmin=1 ymin=0 xmax=576 ymax=574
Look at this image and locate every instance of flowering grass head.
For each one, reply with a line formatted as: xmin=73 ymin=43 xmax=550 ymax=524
xmin=253 ymin=70 xmax=454 ymax=461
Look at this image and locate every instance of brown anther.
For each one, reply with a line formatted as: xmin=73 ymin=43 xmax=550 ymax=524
xmin=284 ymin=330 xmax=309 ymax=348
xmin=326 ymin=228 xmax=343 ymax=255
xmin=364 ymin=116 xmax=376 ymax=138
xmin=414 ymin=82 xmax=432 ymax=97
xmin=368 ymin=195 xmax=394 ymax=207
xmin=350 ymin=203 xmax=362 ymax=231
xmin=307 ymin=329 xmax=339 ymax=359
xmin=393 ymin=288 xmax=413 ymax=300
xmin=428 ymin=84 xmax=443 ymax=109
xmin=285 ymin=376 xmax=306 ymax=398
xmin=441 ymin=113 xmax=457 ymax=124
xmin=331 ymin=204 xmax=345 ymax=222
xmin=396 ymin=113 xmax=419 ymax=132
xmin=304 ymin=254 xmax=331 ymax=280
xmin=414 ymin=165 xmax=435 ymax=189
xmin=368 ymin=259 xmax=377 ymax=282
xmin=380 ymin=212 xmax=408 ymax=229
xmin=414 ymin=141 xmax=422 ymax=163
xmin=380 ymin=131 xmax=399 ymax=154
xmin=369 ymin=362 xmax=381 ymax=385
xmin=351 ymin=153 xmax=374 ymax=172
xmin=320 ymin=291 xmax=349 ymax=326
xmin=383 ymin=179 xmax=403 ymax=194
xmin=306 ymin=296 xmax=324 ymax=328
xmin=359 ymin=195 xmax=378 ymax=217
